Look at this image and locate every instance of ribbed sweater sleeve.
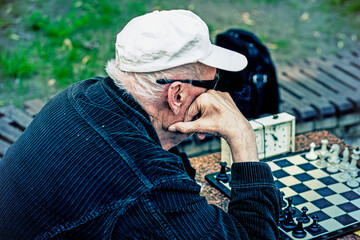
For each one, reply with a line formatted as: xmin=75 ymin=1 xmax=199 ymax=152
xmin=112 ymin=162 xmax=280 ymax=240
xmin=229 ymin=162 xmax=280 ymax=239
xmin=0 ymin=77 xmax=280 ymax=239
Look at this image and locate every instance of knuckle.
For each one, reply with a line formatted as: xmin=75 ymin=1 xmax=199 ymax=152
xmin=223 ymin=92 xmax=231 ymax=98
xmin=176 ymin=125 xmax=187 ymax=133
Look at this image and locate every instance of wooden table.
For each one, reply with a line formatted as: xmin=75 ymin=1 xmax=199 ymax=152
xmin=189 ymin=130 xmax=360 ymax=240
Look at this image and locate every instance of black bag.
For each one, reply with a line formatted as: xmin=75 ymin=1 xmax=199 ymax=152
xmin=215 ymin=29 xmax=280 ymax=119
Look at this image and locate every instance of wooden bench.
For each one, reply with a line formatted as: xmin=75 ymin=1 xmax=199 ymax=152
xmin=0 ymin=99 xmax=45 ymax=158
xmin=277 ymin=48 xmax=360 ymax=134
xmin=0 ymin=48 xmax=359 ymax=158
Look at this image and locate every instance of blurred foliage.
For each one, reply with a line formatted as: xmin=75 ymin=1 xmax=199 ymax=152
xmin=0 ymin=0 xmax=359 ymax=107
xmin=328 ymin=0 xmax=360 ymax=12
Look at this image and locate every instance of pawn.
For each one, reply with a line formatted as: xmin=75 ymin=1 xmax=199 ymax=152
xmin=308 ymin=215 xmax=320 ymax=233
xmin=280 ymin=191 xmax=287 ymax=208
xmin=292 ymin=217 xmax=307 ymax=238
xmin=283 ymin=210 xmax=297 ymax=231
xmin=216 ymin=162 xmax=229 ymax=182
xmin=284 ymin=197 xmax=296 ymax=216
xmin=306 ymin=142 xmax=318 ymax=160
xmin=279 ymin=208 xmax=286 ymax=222
xmin=300 ymin=206 xmax=310 ymax=223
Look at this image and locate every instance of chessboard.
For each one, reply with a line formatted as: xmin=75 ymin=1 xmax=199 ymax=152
xmin=205 ymin=144 xmax=360 ymax=240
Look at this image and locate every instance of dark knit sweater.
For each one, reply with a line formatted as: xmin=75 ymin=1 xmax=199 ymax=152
xmin=0 ymin=77 xmax=280 ymax=239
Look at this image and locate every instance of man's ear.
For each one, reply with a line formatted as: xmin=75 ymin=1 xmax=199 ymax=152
xmin=167 ymin=82 xmax=186 ymax=115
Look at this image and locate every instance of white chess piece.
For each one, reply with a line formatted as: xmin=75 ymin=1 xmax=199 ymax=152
xmin=346 ymin=170 xmax=359 ymax=188
xmin=306 ymin=142 xmax=318 ymax=160
xmin=329 ymin=144 xmax=340 ymax=164
xmin=326 ymin=163 xmax=338 ymax=173
xmin=326 ymin=144 xmax=340 ymax=173
xmin=317 ymin=149 xmax=328 ymax=167
xmin=340 ymin=168 xmax=351 ymax=180
xmin=317 ymin=139 xmax=329 ymax=167
xmin=320 ymin=139 xmax=329 ymax=154
xmin=338 ymin=147 xmax=350 ymax=171
xmin=349 ymin=148 xmax=360 ymax=172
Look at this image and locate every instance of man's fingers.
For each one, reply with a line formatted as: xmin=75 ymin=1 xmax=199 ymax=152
xmin=183 ymin=98 xmax=201 ymax=123
xmin=168 ymin=120 xmax=202 ymax=134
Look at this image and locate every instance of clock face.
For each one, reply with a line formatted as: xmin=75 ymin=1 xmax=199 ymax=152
xmin=221 ymin=113 xmax=295 ymax=165
xmin=251 ymin=113 xmax=295 ymax=160
xmin=264 ymin=122 xmax=292 ymax=157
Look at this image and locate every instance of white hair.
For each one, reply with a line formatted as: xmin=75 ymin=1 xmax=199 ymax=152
xmin=105 ymin=59 xmax=205 ymax=104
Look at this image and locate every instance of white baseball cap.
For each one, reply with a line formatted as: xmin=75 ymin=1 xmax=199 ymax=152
xmin=115 ymin=10 xmax=247 ymax=73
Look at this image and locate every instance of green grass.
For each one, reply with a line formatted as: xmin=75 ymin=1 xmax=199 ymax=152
xmin=0 ymin=0 xmax=359 ymax=107
xmin=0 ymin=46 xmax=35 ymax=79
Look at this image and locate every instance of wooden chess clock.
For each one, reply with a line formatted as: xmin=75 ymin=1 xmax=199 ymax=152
xmin=221 ymin=112 xmax=296 ymax=166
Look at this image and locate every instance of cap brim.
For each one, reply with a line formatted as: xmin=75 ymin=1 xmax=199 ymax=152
xmin=199 ymin=44 xmax=247 ymax=72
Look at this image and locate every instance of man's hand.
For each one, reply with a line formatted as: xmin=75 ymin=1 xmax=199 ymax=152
xmin=168 ymin=90 xmax=259 ymax=163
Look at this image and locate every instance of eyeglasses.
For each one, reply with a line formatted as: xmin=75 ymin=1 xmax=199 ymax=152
xmin=156 ymin=76 xmax=219 ymax=90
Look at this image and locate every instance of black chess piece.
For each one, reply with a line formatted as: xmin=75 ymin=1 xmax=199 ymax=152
xmin=280 ymin=191 xmax=287 ymax=208
xmin=308 ymin=214 xmax=320 ymax=233
xmin=292 ymin=217 xmax=307 ymax=238
xmin=300 ymin=206 xmax=310 ymax=223
xmin=279 ymin=208 xmax=286 ymax=222
xmin=283 ymin=197 xmax=296 ymax=216
xmin=282 ymin=210 xmax=296 ymax=231
xmin=216 ymin=162 xmax=229 ymax=182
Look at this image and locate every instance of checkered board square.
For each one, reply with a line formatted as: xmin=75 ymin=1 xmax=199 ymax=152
xmin=205 ymin=150 xmax=360 ymax=240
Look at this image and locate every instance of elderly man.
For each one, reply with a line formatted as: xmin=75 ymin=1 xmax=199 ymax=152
xmin=0 ymin=10 xmax=279 ymax=239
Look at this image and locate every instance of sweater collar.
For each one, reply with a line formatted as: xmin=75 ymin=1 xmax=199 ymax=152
xmin=101 ymin=76 xmax=161 ymax=145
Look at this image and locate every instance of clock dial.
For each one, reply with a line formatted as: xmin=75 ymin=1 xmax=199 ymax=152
xmin=252 ymin=113 xmax=295 ymax=159
xmin=264 ymin=122 xmax=291 ymax=157
xmin=221 ymin=112 xmax=295 ymax=164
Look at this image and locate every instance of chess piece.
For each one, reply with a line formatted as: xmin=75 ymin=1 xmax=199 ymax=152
xmin=329 ymin=144 xmax=340 ymax=163
xmin=308 ymin=215 xmax=320 ymax=233
xmin=292 ymin=217 xmax=307 ymax=238
xmin=327 ymin=144 xmax=340 ymax=173
xmin=316 ymin=149 xmax=328 ymax=167
xmin=346 ymin=170 xmax=359 ymax=188
xmin=353 ymin=147 xmax=360 ymax=156
xmin=300 ymin=206 xmax=310 ymax=223
xmin=326 ymin=162 xmax=339 ymax=173
xmin=279 ymin=208 xmax=286 ymax=222
xmin=216 ymin=162 xmax=229 ymax=182
xmin=280 ymin=191 xmax=287 ymax=208
xmin=284 ymin=197 xmax=296 ymax=216
xmin=338 ymin=147 xmax=350 ymax=171
xmin=320 ymin=139 xmax=329 ymax=154
xmin=349 ymin=148 xmax=360 ymax=172
xmin=339 ymin=166 xmax=351 ymax=180
xmin=306 ymin=142 xmax=318 ymax=160
xmin=282 ymin=210 xmax=297 ymax=231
